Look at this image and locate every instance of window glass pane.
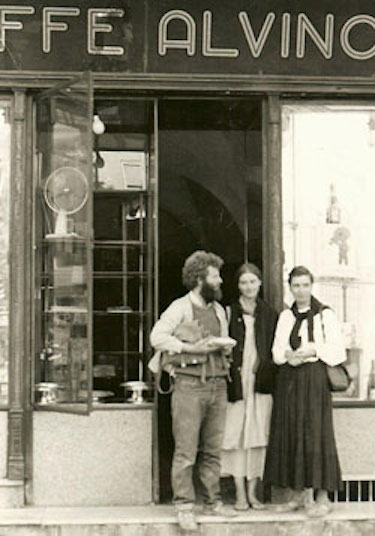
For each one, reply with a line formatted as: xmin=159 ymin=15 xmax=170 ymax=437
xmin=92 ymin=99 xmax=155 ymax=403
xmin=282 ymin=103 xmax=375 ymax=401
xmin=35 ymin=78 xmax=92 ymax=408
xmin=0 ymin=101 xmax=11 ymax=405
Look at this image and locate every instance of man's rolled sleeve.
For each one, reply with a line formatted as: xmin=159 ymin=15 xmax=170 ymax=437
xmin=150 ymin=300 xmax=186 ymax=354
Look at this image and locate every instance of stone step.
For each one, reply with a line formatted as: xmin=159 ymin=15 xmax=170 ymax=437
xmin=0 ymin=503 xmax=374 ymax=535
xmin=0 ymin=478 xmax=24 ymax=508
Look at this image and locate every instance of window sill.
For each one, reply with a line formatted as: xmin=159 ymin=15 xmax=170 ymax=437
xmin=34 ymin=402 xmax=154 ymax=412
xmin=333 ymin=400 xmax=375 ymax=408
xmin=93 ymin=402 xmax=154 ymax=410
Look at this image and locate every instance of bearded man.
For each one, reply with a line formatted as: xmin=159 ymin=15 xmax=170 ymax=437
xmin=150 ymin=250 xmax=236 ymax=531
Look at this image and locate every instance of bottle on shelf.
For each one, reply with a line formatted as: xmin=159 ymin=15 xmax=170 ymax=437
xmin=326 ymin=183 xmax=341 ymax=224
xmin=367 ymin=360 xmax=375 ymax=400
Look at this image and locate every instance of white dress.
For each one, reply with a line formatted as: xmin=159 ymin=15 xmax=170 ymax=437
xmin=221 ymin=315 xmax=273 ymax=479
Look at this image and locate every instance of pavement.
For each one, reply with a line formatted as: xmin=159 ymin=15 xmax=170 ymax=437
xmin=0 ymin=502 xmax=374 ymax=526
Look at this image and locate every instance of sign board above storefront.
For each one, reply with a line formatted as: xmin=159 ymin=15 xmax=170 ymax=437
xmin=2 ymin=0 xmax=375 ymax=77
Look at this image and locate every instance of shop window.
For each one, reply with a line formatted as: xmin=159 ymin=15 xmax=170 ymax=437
xmin=34 ymin=75 xmax=93 ymax=411
xmin=0 ymin=101 xmax=11 ymax=406
xmin=282 ymin=103 xmax=375 ymax=403
xmin=34 ymin=81 xmax=155 ymax=409
xmin=92 ymin=98 xmax=155 ymax=403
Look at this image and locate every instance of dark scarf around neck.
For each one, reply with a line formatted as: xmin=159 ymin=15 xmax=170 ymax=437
xmin=289 ymin=295 xmax=327 ymax=350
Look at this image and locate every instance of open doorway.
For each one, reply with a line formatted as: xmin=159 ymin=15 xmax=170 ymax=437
xmin=157 ymin=98 xmax=263 ymax=501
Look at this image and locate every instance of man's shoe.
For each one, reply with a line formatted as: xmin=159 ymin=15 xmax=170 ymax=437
xmin=202 ymin=503 xmax=237 ymax=517
xmin=177 ymin=510 xmax=198 ymax=531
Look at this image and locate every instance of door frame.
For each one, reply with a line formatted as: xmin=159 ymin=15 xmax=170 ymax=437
xmin=17 ymin=83 xmax=283 ymax=505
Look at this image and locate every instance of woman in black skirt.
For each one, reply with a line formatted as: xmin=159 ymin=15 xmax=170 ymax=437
xmin=263 ymin=266 xmax=346 ymax=517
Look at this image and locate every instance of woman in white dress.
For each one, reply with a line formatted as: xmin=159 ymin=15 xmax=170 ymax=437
xmin=221 ymin=263 xmax=278 ymax=510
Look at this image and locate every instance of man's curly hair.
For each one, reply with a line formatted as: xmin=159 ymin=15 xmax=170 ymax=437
xmin=182 ymin=250 xmax=224 ymax=290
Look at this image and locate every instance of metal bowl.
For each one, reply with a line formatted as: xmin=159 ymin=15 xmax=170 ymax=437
xmin=121 ymin=381 xmax=151 ymax=404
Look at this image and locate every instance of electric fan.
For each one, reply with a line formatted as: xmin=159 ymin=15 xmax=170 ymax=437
xmin=44 ymin=166 xmax=88 ymax=239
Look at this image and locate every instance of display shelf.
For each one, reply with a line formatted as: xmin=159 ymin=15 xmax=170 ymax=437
xmin=94 ymin=240 xmax=146 ymax=247
xmin=94 ymin=350 xmax=144 ymax=356
xmin=94 ymin=189 xmax=149 ymax=196
xmin=44 ymin=308 xmax=88 ymax=314
xmin=93 ymin=271 xmax=147 ymax=279
xmin=94 ymin=310 xmax=150 ymax=316
xmin=41 ymin=237 xmax=87 ymax=244
xmin=92 ymin=182 xmax=152 ymax=395
xmin=41 ymin=271 xmax=147 ymax=279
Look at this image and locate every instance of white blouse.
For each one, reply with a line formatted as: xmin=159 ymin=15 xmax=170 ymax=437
xmin=272 ymin=307 xmax=347 ymax=367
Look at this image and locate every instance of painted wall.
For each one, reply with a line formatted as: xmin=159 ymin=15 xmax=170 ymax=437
xmin=32 ymin=409 xmax=152 ymax=506
xmin=0 ymin=411 xmax=7 ymax=478
xmin=30 ymin=406 xmax=375 ymax=506
xmin=334 ymin=408 xmax=375 ymax=477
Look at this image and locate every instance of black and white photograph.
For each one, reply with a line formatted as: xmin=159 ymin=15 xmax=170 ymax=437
xmin=0 ymin=1 xmax=374 ymax=534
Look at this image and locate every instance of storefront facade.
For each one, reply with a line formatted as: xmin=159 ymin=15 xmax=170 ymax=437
xmin=1 ymin=0 xmax=375 ymax=507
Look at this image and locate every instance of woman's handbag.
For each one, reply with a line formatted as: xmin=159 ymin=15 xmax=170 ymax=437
xmin=319 ymin=309 xmax=352 ymax=392
xmin=326 ymin=363 xmax=351 ymax=392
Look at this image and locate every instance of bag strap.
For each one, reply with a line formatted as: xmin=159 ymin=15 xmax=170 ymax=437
xmin=319 ymin=308 xmax=326 ymax=343
xmin=156 ymin=358 xmax=174 ymax=395
xmin=225 ymin=305 xmax=231 ymax=325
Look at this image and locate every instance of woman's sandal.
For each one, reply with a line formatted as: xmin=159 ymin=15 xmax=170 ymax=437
xmin=234 ymin=501 xmax=250 ymax=511
xmin=274 ymin=499 xmax=302 ymax=513
xmin=305 ymin=502 xmax=332 ymax=518
xmin=250 ymin=501 xmax=267 ymax=510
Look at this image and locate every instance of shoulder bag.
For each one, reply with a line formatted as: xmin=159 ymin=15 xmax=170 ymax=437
xmin=320 ymin=309 xmax=351 ymax=392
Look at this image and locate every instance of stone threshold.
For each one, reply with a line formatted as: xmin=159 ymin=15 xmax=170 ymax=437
xmin=0 ymin=503 xmax=374 ymax=526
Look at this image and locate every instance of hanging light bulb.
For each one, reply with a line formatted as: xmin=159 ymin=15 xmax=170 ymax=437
xmin=92 ymin=114 xmax=106 ymax=135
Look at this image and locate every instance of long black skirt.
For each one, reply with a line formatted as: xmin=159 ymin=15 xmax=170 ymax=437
xmin=263 ymin=361 xmax=342 ymax=492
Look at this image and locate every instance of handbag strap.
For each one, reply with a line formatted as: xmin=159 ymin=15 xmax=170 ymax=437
xmin=319 ymin=309 xmax=326 ymax=342
xmin=225 ymin=305 xmax=231 ymax=324
xmin=156 ymin=359 xmax=174 ymax=395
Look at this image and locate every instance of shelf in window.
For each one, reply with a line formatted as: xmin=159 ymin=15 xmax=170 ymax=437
xmin=39 ymin=239 xmax=88 ymax=249
xmin=93 ymin=271 xmax=147 ymax=279
xmin=42 ymin=235 xmax=87 ymax=243
xmin=94 ymin=190 xmax=149 ymax=197
xmin=94 ymin=309 xmax=150 ymax=316
xmin=94 ymin=240 xmax=146 ymax=247
xmin=41 ymin=269 xmax=86 ymax=276
xmin=94 ymin=350 xmax=144 ymax=356
xmin=44 ymin=306 xmax=88 ymax=314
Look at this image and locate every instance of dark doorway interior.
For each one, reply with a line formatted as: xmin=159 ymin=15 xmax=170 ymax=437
xmin=158 ymin=99 xmax=263 ymax=502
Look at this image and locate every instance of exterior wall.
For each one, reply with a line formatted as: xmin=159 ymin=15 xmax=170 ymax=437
xmin=32 ymin=409 xmax=152 ymax=506
xmin=334 ymin=408 xmax=375 ymax=477
xmin=0 ymin=410 xmax=7 ymax=478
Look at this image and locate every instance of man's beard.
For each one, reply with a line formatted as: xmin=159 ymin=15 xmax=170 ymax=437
xmin=200 ymin=281 xmax=222 ymax=303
